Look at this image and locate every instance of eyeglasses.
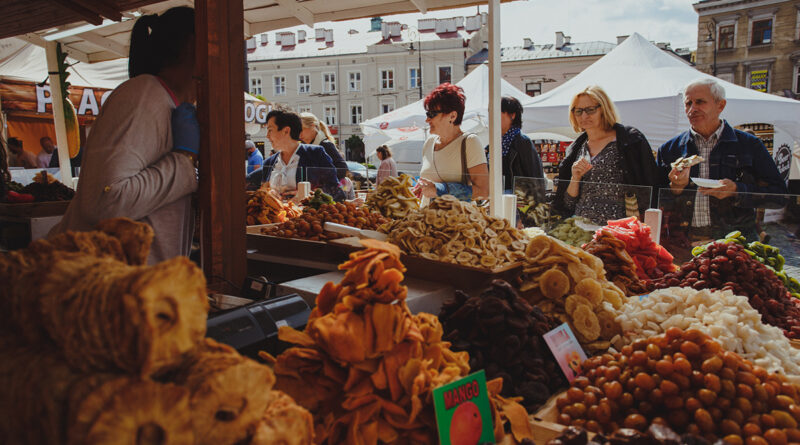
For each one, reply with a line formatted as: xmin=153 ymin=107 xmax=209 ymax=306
xmin=425 ymin=110 xmax=442 ymax=119
xmin=571 ymin=105 xmax=601 ymax=116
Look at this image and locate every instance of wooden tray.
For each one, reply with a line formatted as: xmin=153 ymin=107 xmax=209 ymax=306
xmin=530 ymin=391 xmax=596 ymax=444
xmin=0 ymin=200 xmax=70 ymax=218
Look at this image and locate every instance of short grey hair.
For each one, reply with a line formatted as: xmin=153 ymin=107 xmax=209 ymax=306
xmin=683 ymin=78 xmax=726 ymax=102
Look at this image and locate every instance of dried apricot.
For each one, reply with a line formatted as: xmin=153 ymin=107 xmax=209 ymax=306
xmin=723 ymin=435 xmax=744 ymax=445
xmin=719 ymin=419 xmax=741 ymax=436
xmin=634 ymin=372 xmax=655 ymax=391
xmin=567 ymin=387 xmax=584 ymax=403
xmin=704 ymin=374 xmax=722 ymax=393
xmin=698 ymin=388 xmax=717 ymax=406
xmin=742 ymin=422 xmax=762 ymax=437
xmin=680 ymin=341 xmax=701 ymax=358
xmin=701 ymin=356 xmax=723 ymax=373
xmin=603 ymin=381 xmax=622 ymax=400
xmin=694 ymin=408 xmax=715 ymax=433
xmin=623 ymin=413 xmax=648 ymax=431
xmin=763 ymin=428 xmax=788 ymax=445
xmin=744 ymin=436 xmax=768 ymax=445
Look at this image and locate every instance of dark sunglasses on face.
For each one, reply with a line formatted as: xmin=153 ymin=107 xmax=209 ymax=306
xmin=425 ymin=110 xmax=442 ymax=119
xmin=571 ymin=105 xmax=601 ymax=116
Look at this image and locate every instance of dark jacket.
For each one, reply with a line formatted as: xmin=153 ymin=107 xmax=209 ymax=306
xmin=246 ymin=144 xmax=344 ymax=200
xmin=485 ymin=131 xmax=544 ymax=191
xmin=656 ymin=121 xmax=787 ymax=235
xmin=554 ymin=123 xmax=660 ymax=216
xmin=318 ymin=139 xmax=348 ymax=181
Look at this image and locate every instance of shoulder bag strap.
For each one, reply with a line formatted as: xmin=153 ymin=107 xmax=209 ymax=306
xmin=460 ymin=133 xmax=471 ymax=185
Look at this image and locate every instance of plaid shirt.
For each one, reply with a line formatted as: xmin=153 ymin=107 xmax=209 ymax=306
xmin=690 ymin=121 xmax=725 ymax=227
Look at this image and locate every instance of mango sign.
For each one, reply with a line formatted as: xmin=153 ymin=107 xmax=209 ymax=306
xmin=432 ymin=370 xmax=495 ymax=445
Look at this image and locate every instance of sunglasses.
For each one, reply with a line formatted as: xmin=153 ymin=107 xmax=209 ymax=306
xmin=572 ymin=105 xmax=601 ymax=116
xmin=425 ymin=110 xmax=443 ymax=119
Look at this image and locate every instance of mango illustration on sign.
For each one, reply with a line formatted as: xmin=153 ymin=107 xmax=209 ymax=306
xmin=450 ymin=401 xmax=482 ymax=445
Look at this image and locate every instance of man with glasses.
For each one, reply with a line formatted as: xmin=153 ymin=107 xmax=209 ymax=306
xmin=657 ymin=78 xmax=786 ymax=240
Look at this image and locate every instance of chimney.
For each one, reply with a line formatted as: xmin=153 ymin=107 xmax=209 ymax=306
xmin=324 ymin=29 xmax=334 ymax=43
xmin=260 ymin=33 xmax=268 ymax=45
xmin=523 ymin=38 xmax=533 ymax=49
xmin=617 ymin=35 xmax=629 ymax=44
xmin=564 ymin=35 xmax=571 ymax=45
xmin=482 ymin=40 xmax=488 ymax=51
xmin=246 ymin=38 xmax=256 ymax=50
xmin=315 ymin=28 xmax=325 ymax=40
xmin=297 ymin=30 xmax=306 ymax=42
xmin=418 ymin=18 xmax=436 ymax=31
xmin=465 ymin=14 xmax=481 ymax=32
xmin=390 ymin=22 xmax=401 ymax=38
xmin=370 ymin=17 xmax=383 ymax=32
xmin=555 ymin=31 xmax=564 ymax=49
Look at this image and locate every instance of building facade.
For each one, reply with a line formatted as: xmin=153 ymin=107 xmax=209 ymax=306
xmin=247 ymin=14 xmax=485 ymax=160
xmin=466 ymin=31 xmax=617 ymax=97
xmin=694 ymin=0 xmax=800 ymax=96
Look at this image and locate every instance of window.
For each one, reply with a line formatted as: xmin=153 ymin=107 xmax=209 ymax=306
xmin=298 ymin=104 xmax=313 ymax=114
xmin=380 ymin=99 xmax=395 ymax=114
xmin=751 ymin=18 xmax=773 ymax=45
xmin=794 ymin=65 xmax=800 ymax=95
xmin=350 ymin=103 xmax=363 ymax=124
xmin=718 ymin=24 xmax=735 ymax=50
xmin=438 ymin=65 xmax=452 ymax=84
xmin=526 ymin=82 xmax=542 ymax=97
xmin=323 ymin=72 xmax=336 ymax=93
xmin=273 ymin=76 xmax=286 ymax=96
xmin=718 ymin=72 xmax=735 ymax=84
xmin=298 ymin=74 xmax=310 ymax=94
xmin=323 ymin=105 xmax=337 ymax=126
xmin=250 ymin=77 xmax=262 ymax=96
xmin=409 ymin=67 xmax=422 ymax=89
xmin=749 ymin=68 xmax=769 ymax=92
xmin=348 ymin=71 xmax=361 ymax=92
xmin=380 ymin=69 xmax=394 ymax=90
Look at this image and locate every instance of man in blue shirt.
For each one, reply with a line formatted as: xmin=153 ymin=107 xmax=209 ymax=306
xmin=246 ymin=140 xmax=263 ymax=174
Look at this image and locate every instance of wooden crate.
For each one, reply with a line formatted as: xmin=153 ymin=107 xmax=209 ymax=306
xmin=0 ymin=200 xmax=70 ymax=218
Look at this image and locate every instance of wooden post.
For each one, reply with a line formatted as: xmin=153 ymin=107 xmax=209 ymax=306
xmin=44 ymin=41 xmax=74 ymax=187
xmin=488 ymin=0 xmax=502 ymax=218
xmin=195 ymin=0 xmax=247 ymax=289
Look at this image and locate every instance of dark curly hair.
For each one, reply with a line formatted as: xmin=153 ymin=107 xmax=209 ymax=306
xmin=424 ymin=83 xmax=465 ymax=125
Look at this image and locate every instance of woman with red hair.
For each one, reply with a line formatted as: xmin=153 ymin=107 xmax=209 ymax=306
xmin=415 ymin=83 xmax=489 ymax=201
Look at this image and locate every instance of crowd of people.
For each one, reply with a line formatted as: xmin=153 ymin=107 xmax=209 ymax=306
xmin=0 ymin=5 xmax=788 ymax=264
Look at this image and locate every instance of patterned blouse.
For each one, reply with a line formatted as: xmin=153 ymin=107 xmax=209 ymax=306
xmin=564 ymin=140 xmax=627 ymax=225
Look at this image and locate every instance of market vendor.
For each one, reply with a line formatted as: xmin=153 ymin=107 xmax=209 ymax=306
xmin=248 ymin=108 xmax=344 ymax=201
xmin=415 ymin=83 xmax=489 ymax=201
xmin=553 ymin=86 xmax=659 ymax=224
xmin=658 ymin=78 xmax=787 ymax=238
xmin=50 ymin=7 xmax=199 ymax=264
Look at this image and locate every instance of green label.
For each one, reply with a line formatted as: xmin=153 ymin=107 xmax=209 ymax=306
xmin=432 ymin=370 xmax=495 ymax=445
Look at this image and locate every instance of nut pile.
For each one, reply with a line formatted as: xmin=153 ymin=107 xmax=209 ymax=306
xmin=439 ymin=280 xmax=567 ymax=411
xmin=381 ymin=195 xmax=527 ymax=268
xmin=246 ymin=186 xmax=302 ymax=225
xmin=650 ymin=242 xmax=800 ymax=339
xmin=583 ymin=230 xmax=648 ymax=297
xmin=365 ymin=174 xmax=420 ymax=218
xmin=612 ymin=287 xmax=800 ymax=382
xmin=519 ymin=235 xmax=627 ymax=350
xmin=556 ymin=327 xmax=800 ymax=444
xmin=548 ymin=216 xmax=596 ymax=247
xmin=261 ymin=202 xmax=387 ymax=241
xmin=546 ymin=424 xmax=717 ymax=445
xmin=267 ymin=240 xmax=533 ymax=444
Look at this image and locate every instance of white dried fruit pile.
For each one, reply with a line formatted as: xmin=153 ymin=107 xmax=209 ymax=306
xmin=612 ymin=286 xmax=800 ymax=382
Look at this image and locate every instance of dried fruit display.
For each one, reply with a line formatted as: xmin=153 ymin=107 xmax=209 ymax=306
xmin=650 ymin=242 xmax=800 ymax=339
xmin=595 ymin=217 xmax=677 ymax=280
xmin=583 ymin=229 xmax=648 ymax=296
xmin=173 ymin=339 xmax=277 ymax=445
xmin=548 ymin=216 xmax=595 ymax=247
xmin=247 ymin=186 xmax=302 ymax=225
xmin=267 ymin=240 xmax=533 ymax=444
xmin=365 ymin=173 xmax=420 ymax=218
xmin=381 ymin=195 xmax=527 ymax=268
xmin=20 ymin=170 xmax=75 ymax=201
xmin=613 ymin=287 xmax=800 ymax=382
xmin=545 ymin=424 xmax=715 ymax=445
xmin=303 ymin=188 xmax=335 ymax=209
xmin=556 ymin=327 xmax=800 ymax=444
xmin=261 ymin=201 xmax=387 ymax=241
xmin=249 ymin=391 xmax=315 ymax=445
xmin=439 ymin=280 xmax=568 ymax=411
xmin=514 ymin=178 xmax=550 ymax=227
xmin=519 ymin=235 xmax=627 ymax=350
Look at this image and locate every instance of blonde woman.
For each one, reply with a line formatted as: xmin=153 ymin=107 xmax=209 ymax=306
xmin=553 ymin=85 xmax=659 ymax=224
xmin=299 ymin=112 xmax=348 ymax=180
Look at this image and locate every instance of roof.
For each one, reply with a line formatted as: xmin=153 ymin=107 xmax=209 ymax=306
xmin=247 ymin=26 xmax=475 ymax=62
xmin=466 ymin=41 xmax=617 ymax=65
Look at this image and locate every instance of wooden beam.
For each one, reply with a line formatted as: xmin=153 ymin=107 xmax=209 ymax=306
xmin=51 ymin=0 xmax=103 ymax=25
xmin=18 ymin=33 xmax=91 ymax=63
xmin=410 ymin=0 xmax=429 ymax=13
xmin=69 ymin=0 xmax=123 ymax=22
xmin=275 ymin=0 xmax=315 ymax=27
xmin=78 ymin=31 xmax=128 ymax=57
xmin=196 ymin=0 xmax=247 ymax=288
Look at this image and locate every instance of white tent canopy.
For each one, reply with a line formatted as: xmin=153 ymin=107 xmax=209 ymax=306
xmin=522 ymin=32 xmax=800 ymax=150
xmin=360 ymin=63 xmax=533 ymax=161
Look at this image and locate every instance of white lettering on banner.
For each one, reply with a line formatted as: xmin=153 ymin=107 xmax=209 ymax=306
xmin=36 ymin=85 xmax=52 ymax=113
xmin=244 ymin=102 xmax=256 ymax=122
xmin=78 ymin=88 xmax=99 ymax=115
xmin=100 ymin=90 xmax=112 ymax=106
xmin=256 ymin=105 xmax=268 ymax=123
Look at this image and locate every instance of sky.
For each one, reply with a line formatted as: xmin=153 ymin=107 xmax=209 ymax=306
xmin=280 ymin=0 xmax=700 ymax=51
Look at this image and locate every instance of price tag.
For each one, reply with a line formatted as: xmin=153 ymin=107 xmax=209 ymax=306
xmin=543 ymin=322 xmax=587 ymax=382
xmin=432 ymin=370 xmax=495 ymax=445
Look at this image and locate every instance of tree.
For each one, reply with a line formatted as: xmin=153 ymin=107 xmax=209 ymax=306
xmin=345 ymin=135 xmax=365 ymax=163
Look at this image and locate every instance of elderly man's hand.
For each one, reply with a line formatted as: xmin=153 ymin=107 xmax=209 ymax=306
xmin=699 ymin=178 xmax=737 ymax=199
xmin=668 ymin=167 xmax=691 ymax=194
